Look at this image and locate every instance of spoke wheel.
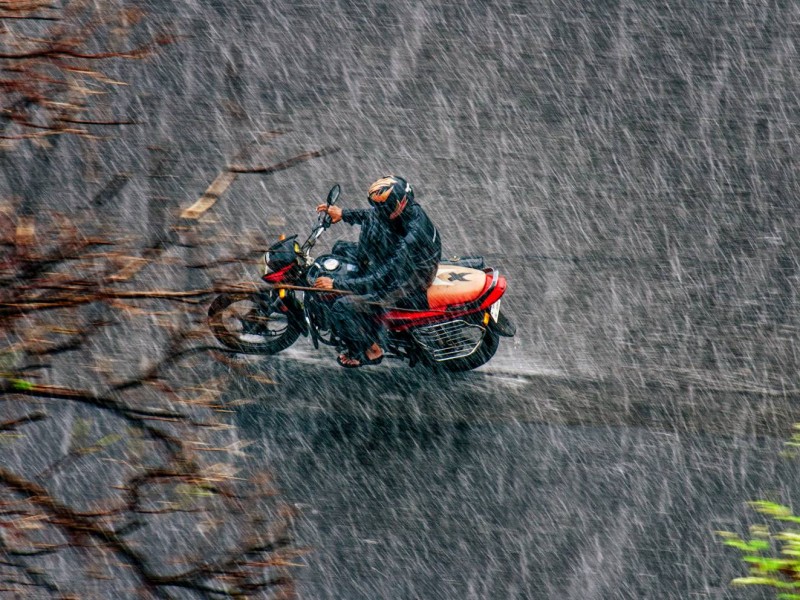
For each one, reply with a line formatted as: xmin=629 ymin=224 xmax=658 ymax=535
xmin=208 ymin=293 xmax=301 ymax=354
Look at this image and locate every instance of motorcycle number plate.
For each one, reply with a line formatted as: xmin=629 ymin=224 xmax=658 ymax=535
xmin=490 ymin=299 xmax=501 ymax=323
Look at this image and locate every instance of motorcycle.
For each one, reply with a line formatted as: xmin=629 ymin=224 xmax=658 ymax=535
xmin=207 ymin=184 xmax=516 ymax=371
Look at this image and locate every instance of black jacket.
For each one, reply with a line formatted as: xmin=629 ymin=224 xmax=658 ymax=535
xmin=334 ymin=200 xmax=441 ymax=300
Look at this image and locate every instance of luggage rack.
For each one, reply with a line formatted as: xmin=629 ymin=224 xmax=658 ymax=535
xmin=411 ymin=319 xmax=486 ymax=361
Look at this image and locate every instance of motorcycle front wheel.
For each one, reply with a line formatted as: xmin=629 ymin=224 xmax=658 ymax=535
xmin=208 ymin=292 xmax=302 ymax=354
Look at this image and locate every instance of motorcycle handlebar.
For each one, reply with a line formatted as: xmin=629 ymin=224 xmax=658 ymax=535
xmin=302 ymin=200 xmax=335 ymax=251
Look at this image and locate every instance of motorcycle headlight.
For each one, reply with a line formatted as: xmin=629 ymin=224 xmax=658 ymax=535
xmin=322 ymin=258 xmax=340 ymax=271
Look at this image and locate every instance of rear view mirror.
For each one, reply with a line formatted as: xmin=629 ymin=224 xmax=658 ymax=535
xmin=326 ymin=184 xmax=341 ymax=205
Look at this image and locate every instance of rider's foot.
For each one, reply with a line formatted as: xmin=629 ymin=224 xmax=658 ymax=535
xmin=337 ymin=344 xmax=383 ymax=368
xmin=365 ymin=343 xmax=383 ymax=361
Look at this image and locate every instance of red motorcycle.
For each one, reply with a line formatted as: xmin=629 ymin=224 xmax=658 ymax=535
xmin=208 ymin=185 xmax=515 ymax=371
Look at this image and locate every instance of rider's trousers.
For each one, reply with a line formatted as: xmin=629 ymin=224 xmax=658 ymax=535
xmin=330 ymin=294 xmax=384 ymax=355
xmin=330 ymin=289 xmax=428 ymax=356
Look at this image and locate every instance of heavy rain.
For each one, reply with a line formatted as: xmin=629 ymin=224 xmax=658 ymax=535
xmin=1 ymin=0 xmax=798 ymax=598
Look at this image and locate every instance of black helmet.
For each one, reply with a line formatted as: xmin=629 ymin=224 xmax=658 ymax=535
xmin=367 ymin=175 xmax=413 ymax=220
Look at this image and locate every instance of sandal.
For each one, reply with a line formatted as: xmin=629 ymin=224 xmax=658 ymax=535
xmin=336 ymin=351 xmax=384 ymax=368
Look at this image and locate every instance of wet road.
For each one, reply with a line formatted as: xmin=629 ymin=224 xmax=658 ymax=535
xmin=227 ymin=352 xmax=795 ymax=599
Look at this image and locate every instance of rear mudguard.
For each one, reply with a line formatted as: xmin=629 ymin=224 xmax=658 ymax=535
xmin=492 ymin=312 xmax=516 ymax=337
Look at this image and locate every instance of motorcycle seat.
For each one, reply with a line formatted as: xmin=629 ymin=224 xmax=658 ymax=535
xmin=427 ymin=265 xmax=487 ymax=309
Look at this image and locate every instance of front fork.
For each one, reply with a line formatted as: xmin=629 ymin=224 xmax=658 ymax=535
xmin=254 ymin=289 xmax=308 ymax=335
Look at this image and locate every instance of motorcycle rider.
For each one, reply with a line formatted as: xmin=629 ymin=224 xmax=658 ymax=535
xmin=314 ymin=175 xmax=441 ymax=368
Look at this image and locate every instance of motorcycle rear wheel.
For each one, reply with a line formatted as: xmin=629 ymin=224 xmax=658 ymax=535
xmin=208 ymin=292 xmax=301 ymax=354
xmin=440 ymin=327 xmax=500 ymax=372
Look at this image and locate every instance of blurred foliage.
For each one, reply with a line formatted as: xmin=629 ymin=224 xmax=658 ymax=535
xmin=0 ymin=0 xmax=172 ymax=145
xmin=0 ymin=192 xmax=300 ymax=597
xmin=719 ymin=425 xmax=800 ymax=598
xmin=0 ymin=14 xmax=304 ymax=588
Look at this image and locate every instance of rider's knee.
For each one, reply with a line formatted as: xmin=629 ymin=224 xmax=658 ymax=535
xmin=330 ymin=297 xmax=355 ymax=322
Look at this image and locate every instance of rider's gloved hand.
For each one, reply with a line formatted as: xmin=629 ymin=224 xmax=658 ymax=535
xmin=316 ymin=204 xmax=342 ymax=224
xmin=314 ymin=276 xmax=334 ymax=290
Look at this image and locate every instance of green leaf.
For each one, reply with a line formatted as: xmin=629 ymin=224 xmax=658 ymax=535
xmin=70 ymin=418 xmax=92 ymax=450
xmin=176 ymin=483 xmax=214 ymax=498
xmin=0 ymin=350 xmax=22 ymax=372
xmin=747 ymin=540 xmax=772 ymax=552
xmin=780 ymin=517 xmax=800 ymax=524
xmin=732 ymin=576 xmax=786 ymax=586
xmin=718 ymin=530 xmax=739 ymax=539
xmin=724 ymin=539 xmax=768 ymax=553
xmin=95 ymin=433 xmax=122 ymax=448
xmin=10 ymin=379 xmax=34 ymax=391
xmin=743 ymin=556 xmax=792 ymax=572
xmin=750 ymin=501 xmax=794 ymax=518
xmin=750 ymin=525 xmax=771 ymax=538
